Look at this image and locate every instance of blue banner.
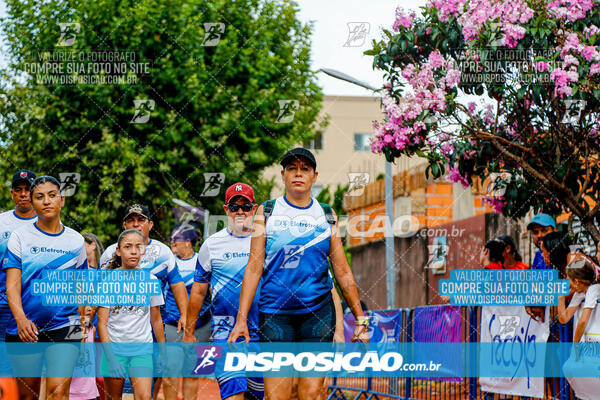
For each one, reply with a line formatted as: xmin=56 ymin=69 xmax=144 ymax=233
xmin=0 ymin=342 xmax=598 ymax=378
xmin=30 ymin=269 xmax=162 ymax=306
xmin=439 ymin=269 xmax=570 ymax=306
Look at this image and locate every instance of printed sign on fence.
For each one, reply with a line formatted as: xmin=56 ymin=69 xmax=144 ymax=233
xmin=413 ymin=305 xmax=463 ymax=382
xmin=479 ymin=306 xmax=549 ymax=398
xmin=343 ymin=310 xmax=403 ymax=342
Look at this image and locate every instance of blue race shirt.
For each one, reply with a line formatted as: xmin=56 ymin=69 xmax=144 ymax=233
xmin=194 ymin=228 xmax=259 ymax=340
xmin=99 ymin=239 xmax=183 ymax=291
xmin=163 ymin=253 xmax=211 ymax=327
xmin=261 ymin=196 xmax=332 ymax=314
xmin=3 ymin=222 xmax=88 ymax=334
xmin=531 ymin=249 xmax=550 ymax=270
xmin=0 ymin=210 xmax=37 ymax=306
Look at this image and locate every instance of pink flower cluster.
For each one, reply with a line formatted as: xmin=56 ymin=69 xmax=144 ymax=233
xmin=428 ymin=0 xmax=535 ymax=48
xmin=548 ymin=0 xmax=597 ymax=22
xmin=447 ymin=164 xmax=470 ymax=189
xmin=584 ymin=25 xmax=599 ymax=39
xmin=371 ymin=51 xmax=462 ymax=155
xmin=427 ymin=0 xmax=466 ymax=21
xmin=552 ymin=30 xmax=600 ymax=95
xmin=483 ymin=196 xmax=507 ymax=214
xmin=393 ymin=7 xmax=416 ymax=31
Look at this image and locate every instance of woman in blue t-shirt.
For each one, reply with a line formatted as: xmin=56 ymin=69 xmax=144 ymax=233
xmin=4 ymin=176 xmax=88 ymax=400
xmin=229 ymin=148 xmax=368 ymax=400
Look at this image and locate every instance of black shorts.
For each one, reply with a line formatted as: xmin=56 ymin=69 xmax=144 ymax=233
xmin=259 ymin=295 xmax=335 ymax=342
xmin=6 ymin=325 xmax=81 ymax=354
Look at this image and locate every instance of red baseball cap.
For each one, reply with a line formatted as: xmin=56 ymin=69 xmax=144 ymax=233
xmin=225 ymin=183 xmax=255 ymax=203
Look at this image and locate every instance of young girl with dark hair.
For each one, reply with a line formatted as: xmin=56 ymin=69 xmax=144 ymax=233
xmin=97 ymin=229 xmax=165 ymax=400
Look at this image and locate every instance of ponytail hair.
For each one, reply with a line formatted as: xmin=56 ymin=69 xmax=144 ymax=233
xmin=566 ymin=258 xmax=598 ymax=285
xmin=106 ymin=229 xmax=145 ymax=270
xmin=83 ymin=233 xmax=104 ymax=268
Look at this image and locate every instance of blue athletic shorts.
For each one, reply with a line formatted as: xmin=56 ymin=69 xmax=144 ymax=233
xmin=0 ymin=305 xmax=12 ymax=375
xmin=212 ymin=338 xmax=263 ymax=400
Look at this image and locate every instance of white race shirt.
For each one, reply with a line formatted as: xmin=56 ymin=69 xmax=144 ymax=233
xmin=101 ymin=274 xmax=164 ymax=356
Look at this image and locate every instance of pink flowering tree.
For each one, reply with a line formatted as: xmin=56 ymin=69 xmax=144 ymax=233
xmin=368 ymin=0 xmax=600 ymax=244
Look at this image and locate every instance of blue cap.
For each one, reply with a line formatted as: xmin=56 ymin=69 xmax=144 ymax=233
xmin=527 ymin=213 xmax=556 ymax=230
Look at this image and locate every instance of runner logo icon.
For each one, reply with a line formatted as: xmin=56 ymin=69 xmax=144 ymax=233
xmin=192 ymin=345 xmax=223 ymax=375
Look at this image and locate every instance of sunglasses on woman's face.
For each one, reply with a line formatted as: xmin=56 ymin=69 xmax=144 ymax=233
xmin=227 ymin=203 xmax=254 ymax=212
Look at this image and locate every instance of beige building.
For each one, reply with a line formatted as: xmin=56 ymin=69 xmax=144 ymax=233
xmin=266 ymin=95 xmax=427 ymax=197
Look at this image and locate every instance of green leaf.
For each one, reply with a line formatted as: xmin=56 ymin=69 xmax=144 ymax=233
xmin=432 ymin=163 xmax=440 ymax=178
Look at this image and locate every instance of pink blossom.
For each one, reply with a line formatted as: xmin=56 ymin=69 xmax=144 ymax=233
xmin=428 ymin=51 xmax=446 ymax=69
xmin=483 ymin=196 xmax=506 ymax=214
xmin=560 ymin=33 xmax=581 ymax=58
xmin=464 ymin=150 xmax=477 ymax=160
xmin=468 ymin=101 xmax=477 ymax=113
xmin=427 ymin=0 xmax=465 ymax=21
xmin=426 ymin=26 xmax=433 ymax=35
xmin=447 ymin=164 xmax=470 ymax=189
xmin=590 ymin=63 xmax=600 ymax=75
xmin=567 ymin=66 xmax=579 ymax=81
xmin=557 ymin=86 xmax=573 ymax=96
xmin=581 ymin=45 xmax=599 ymax=61
xmin=550 ymin=67 xmax=578 ymax=96
xmin=483 ymin=105 xmax=495 ymax=125
xmin=402 ymin=64 xmax=416 ymax=80
xmin=584 ymin=25 xmax=599 ymax=39
xmin=550 ymin=68 xmax=569 ymax=86
xmin=440 ymin=142 xmax=454 ymax=156
xmin=445 ymin=68 xmax=461 ymax=88
xmin=393 ymin=7 xmax=416 ymax=31
xmin=501 ymin=24 xmax=526 ymax=48
xmin=548 ymin=0 xmax=597 ymax=22
xmin=563 ymin=54 xmax=579 ymax=67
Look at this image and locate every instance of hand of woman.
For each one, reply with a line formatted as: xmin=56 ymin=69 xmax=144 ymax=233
xmin=16 ymin=317 xmax=38 ymax=342
xmin=351 ymin=325 xmax=369 ymax=343
xmin=228 ymin=321 xmax=250 ymax=343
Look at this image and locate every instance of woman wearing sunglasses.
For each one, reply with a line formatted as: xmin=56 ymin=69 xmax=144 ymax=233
xmin=229 ymin=148 xmax=368 ymax=400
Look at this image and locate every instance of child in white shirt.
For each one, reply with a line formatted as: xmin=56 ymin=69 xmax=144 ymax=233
xmin=97 ymin=229 xmax=166 ymax=400
xmin=558 ymin=258 xmax=600 ymax=343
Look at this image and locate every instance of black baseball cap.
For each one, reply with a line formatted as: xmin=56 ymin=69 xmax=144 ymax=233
xmin=123 ymin=204 xmax=151 ymax=221
xmin=11 ymin=170 xmax=36 ymax=188
xmin=280 ymin=147 xmax=317 ymax=170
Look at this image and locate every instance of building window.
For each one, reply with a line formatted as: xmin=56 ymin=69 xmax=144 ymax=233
xmin=354 ymin=133 xmax=372 ymax=152
xmin=303 ymin=132 xmax=323 ymax=151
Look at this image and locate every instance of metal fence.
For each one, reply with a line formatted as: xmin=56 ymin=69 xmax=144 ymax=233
xmin=327 ymin=306 xmax=575 ymax=400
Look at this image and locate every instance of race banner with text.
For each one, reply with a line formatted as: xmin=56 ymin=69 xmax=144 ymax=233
xmin=479 ymin=306 xmax=550 ymax=398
